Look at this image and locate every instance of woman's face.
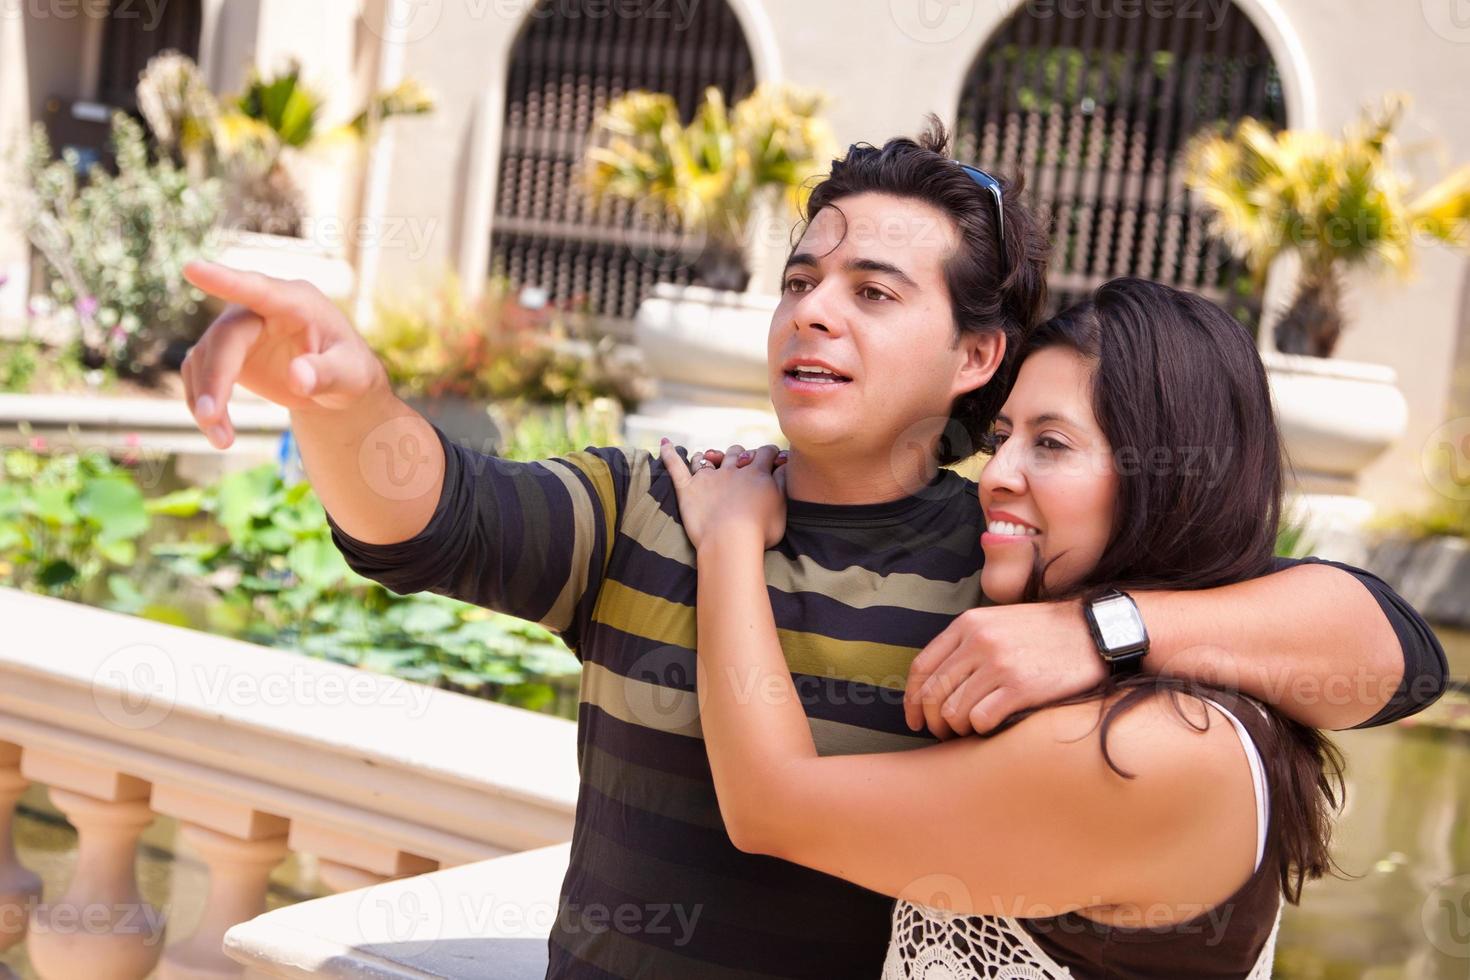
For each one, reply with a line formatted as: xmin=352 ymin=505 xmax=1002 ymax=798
xmin=979 ymin=346 xmax=1119 ymax=605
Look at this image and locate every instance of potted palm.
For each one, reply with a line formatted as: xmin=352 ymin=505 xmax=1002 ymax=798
xmin=1186 ymin=96 xmax=1470 ymax=494
xmin=580 ymin=84 xmax=834 ymax=448
xmin=136 ymin=53 xmax=435 ymax=303
xmin=366 ymin=273 xmax=644 ymax=453
xmin=582 ymin=83 xmax=833 ymax=293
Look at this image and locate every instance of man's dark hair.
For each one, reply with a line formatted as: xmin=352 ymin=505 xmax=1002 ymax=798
xmin=794 ymin=115 xmax=1051 ymax=464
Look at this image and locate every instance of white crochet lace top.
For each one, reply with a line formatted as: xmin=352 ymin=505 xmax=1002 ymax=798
xmin=880 ymin=699 xmax=1281 ymax=980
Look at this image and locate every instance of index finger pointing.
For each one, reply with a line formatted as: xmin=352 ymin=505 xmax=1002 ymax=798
xmin=184 ymin=261 xmax=301 ymax=317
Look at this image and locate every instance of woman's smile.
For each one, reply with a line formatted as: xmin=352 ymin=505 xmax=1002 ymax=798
xmin=982 ymin=509 xmax=1042 ymax=546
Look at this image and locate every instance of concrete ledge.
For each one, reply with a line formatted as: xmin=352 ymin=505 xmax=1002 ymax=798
xmin=0 ymin=391 xmax=288 ymax=454
xmin=223 ymin=843 xmax=570 ymax=980
xmin=0 ymin=389 xmax=290 ymax=483
xmin=0 ymin=588 xmax=579 ymax=863
xmin=1368 ymin=535 xmax=1470 ymax=631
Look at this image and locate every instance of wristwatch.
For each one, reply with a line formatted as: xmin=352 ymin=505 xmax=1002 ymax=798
xmin=1083 ymin=590 xmax=1149 ymax=678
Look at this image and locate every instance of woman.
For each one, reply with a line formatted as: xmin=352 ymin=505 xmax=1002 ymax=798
xmin=658 ymin=277 xmax=1342 ymax=978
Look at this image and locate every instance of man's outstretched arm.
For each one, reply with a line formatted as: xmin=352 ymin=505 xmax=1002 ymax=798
xmin=181 ymin=262 xmax=628 ymax=647
xmin=181 ymin=262 xmax=447 ymax=547
xmin=905 ymin=558 xmax=1446 ymax=735
xmin=1132 ymin=557 xmax=1442 ymax=729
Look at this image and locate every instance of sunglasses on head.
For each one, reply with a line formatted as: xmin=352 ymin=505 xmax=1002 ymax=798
xmin=953 ymin=161 xmax=1007 ymax=270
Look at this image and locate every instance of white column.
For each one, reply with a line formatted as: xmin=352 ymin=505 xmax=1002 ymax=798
xmin=152 ymin=784 xmax=290 ymax=980
xmin=159 ymin=826 xmax=289 ymax=980
xmin=0 ymin=15 xmax=33 ymax=329
xmin=0 ymin=743 xmax=42 ymax=955
xmin=21 ymin=751 xmax=163 ymax=980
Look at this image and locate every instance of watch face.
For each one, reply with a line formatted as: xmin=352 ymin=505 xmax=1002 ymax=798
xmin=1094 ymin=595 xmax=1146 ymax=652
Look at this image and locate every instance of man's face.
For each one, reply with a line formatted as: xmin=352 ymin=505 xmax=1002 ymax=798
xmin=768 ymin=192 xmax=1001 ymax=477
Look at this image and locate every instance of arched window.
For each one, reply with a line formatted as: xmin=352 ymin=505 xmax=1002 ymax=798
xmin=98 ymin=0 xmax=203 ymax=110
xmin=956 ymin=2 xmax=1285 ymax=320
xmin=490 ymin=0 xmax=756 ymax=332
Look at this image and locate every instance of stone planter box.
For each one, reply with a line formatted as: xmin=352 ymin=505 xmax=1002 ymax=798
xmin=624 ymin=282 xmax=782 ymax=450
xmin=1266 ymin=352 xmax=1411 ymax=565
xmin=1265 ymin=351 xmax=1408 ymax=496
xmin=403 ymin=395 xmax=505 ymax=453
xmin=1367 ymin=535 xmax=1470 ymax=630
xmin=403 ymin=397 xmax=624 ymax=459
xmin=0 ymin=391 xmax=289 ymax=486
xmin=1 ymin=391 xmax=624 ymax=494
xmin=213 ymin=229 xmax=356 ymax=301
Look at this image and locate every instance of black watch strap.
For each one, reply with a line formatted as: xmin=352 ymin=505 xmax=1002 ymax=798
xmin=1084 ymin=590 xmax=1150 ymax=679
xmin=1104 ymin=649 xmax=1147 ymax=679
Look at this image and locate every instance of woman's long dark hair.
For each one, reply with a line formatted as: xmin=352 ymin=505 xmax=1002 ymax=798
xmin=988 ymin=277 xmax=1344 ymax=904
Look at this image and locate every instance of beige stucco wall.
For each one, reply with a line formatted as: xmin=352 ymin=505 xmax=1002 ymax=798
xmin=5 ymin=0 xmax=1468 ymax=512
xmin=0 ymin=5 xmax=99 ymax=328
xmin=362 ymin=0 xmax=1470 ymax=512
xmin=0 ymin=0 xmax=367 ymax=327
xmin=1273 ymin=0 xmax=1470 ymax=512
xmin=0 ymin=14 xmax=33 ymax=328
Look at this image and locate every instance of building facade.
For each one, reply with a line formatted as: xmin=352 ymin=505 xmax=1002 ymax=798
xmin=2 ymin=0 xmax=1468 ymax=510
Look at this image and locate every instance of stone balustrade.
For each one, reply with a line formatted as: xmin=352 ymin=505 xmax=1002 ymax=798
xmin=0 ymin=587 xmax=578 ymax=979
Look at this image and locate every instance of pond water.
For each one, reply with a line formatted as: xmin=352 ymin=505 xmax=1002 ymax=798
xmin=1275 ymin=627 xmax=1470 ymax=979
xmin=3 ymin=631 xmax=1468 ymax=979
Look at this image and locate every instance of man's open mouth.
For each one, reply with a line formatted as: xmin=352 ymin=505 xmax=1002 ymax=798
xmin=784 ymin=365 xmax=852 ymax=385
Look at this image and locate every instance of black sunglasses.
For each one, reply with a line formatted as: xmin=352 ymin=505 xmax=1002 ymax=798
xmin=953 ymin=161 xmax=1007 ymax=270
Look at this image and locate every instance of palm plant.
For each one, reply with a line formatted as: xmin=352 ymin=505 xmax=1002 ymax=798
xmin=19 ymin=114 xmax=221 ymax=376
xmin=581 ymin=84 xmax=834 ymax=292
xmin=1185 ymin=96 xmax=1470 ymax=356
xmin=137 ymin=53 xmax=435 ymax=235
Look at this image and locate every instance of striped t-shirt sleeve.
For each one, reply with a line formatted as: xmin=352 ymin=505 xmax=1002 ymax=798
xmin=324 ymin=420 xmax=639 ymax=650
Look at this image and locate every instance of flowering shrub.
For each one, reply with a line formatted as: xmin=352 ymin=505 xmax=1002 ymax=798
xmin=369 ymin=275 xmax=647 ymax=408
xmin=137 ymin=52 xmax=434 ymax=236
xmin=19 ymin=113 xmax=221 ymax=377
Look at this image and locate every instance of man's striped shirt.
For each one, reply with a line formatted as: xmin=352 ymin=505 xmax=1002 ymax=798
xmin=326 ymin=424 xmax=984 ymax=978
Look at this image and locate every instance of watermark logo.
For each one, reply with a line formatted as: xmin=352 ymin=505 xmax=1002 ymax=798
xmin=889 ymin=0 xmax=978 ymax=44
xmin=1026 ymin=0 xmax=1231 ymax=30
xmin=624 ymin=195 xmax=709 ymax=278
xmin=359 ymin=417 xmax=442 ymax=502
xmin=902 ymin=872 xmax=976 ymax=913
xmin=888 ymin=417 xmax=976 ymax=503
xmin=1422 ymin=416 xmax=1470 ymax=502
xmin=370 ymin=0 xmax=445 ymax=44
xmin=92 ymin=643 xmax=178 ymax=731
xmin=618 ymin=645 xmax=700 ymax=731
xmin=11 ymin=897 xmax=166 ymax=943
xmin=355 ymin=875 xmax=445 ymax=960
xmin=92 ymin=647 xmax=436 ymax=732
xmin=1422 ymin=873 xmax=1470 ymax=958
xmin=1 ymin=0 xmax=165 ymax=29
xmin=1422 ymin=0 xmax=1470 ymax=43
xmin=365 ymin=0 xmax=703 ymax=43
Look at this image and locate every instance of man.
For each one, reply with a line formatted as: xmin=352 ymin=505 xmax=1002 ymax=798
xmin=181 ymin=126 xmax=1444 ymax=978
